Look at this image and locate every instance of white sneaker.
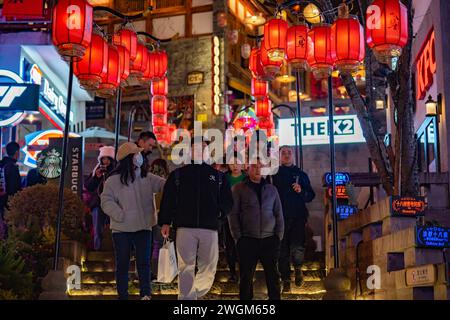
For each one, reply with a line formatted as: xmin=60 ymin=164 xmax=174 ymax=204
xmin=141 ymin=295 xmax=152 ymax=300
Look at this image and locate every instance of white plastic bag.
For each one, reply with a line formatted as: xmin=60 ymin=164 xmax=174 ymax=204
xmin=157 ymin=239 xmax=178 ymax=283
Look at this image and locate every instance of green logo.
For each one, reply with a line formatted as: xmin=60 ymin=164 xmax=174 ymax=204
xmin=37 ymin=147 xmax=62 ymax=179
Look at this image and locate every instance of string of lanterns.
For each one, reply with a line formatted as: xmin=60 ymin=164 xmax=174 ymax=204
xmin=248 ymin=0 xmax=408 ymax=134
xmin=51 ymin=0 xmax=171 ymax=144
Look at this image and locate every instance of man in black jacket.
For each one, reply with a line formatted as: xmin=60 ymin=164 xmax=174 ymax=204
xmin=271 ymin=146 xmax=315 ymax=292
xmin=159 ymin=140 xmax=233 ymax=300
xmin=0 ymin=142 xmax=22 ymax=238
xmin=228 ymin=159 xmax=284 ymax=300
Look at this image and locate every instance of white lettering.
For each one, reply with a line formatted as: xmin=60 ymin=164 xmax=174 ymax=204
xmin=367 ymin=265 xmax=381 ymax=290
xmin=67 ymin=5 xmax=81 ymax=30
xmin=0 ymin=86 xmax=27 ymax=107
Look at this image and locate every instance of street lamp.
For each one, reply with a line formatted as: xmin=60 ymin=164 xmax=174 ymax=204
xmin=425 ymin=95 xmax=438 ymax=117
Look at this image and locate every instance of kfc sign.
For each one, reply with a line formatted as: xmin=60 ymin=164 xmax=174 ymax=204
xmin=416 ymin=29 xmax=436 ymax=100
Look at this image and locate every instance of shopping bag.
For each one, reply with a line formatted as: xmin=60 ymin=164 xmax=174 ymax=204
xmin=156 ymin=239 xmax=178 ymax=283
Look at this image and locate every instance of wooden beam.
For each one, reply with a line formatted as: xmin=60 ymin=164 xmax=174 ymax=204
xmin=186 ymin=0 xmax=192 ymax=38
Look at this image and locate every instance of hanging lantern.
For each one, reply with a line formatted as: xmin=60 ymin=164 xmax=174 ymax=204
xmin=286 ymin=23 xmax=309 ymax=71
xmin=153 ymin=125 xmax=168 ymax=142
xmin=308 ymin=24 xmax=336 ymax=79
xmin=74 ymin=33 xmax=108 ymax=90
xmin=117 ymin=45 xmax=130 ymax=84
xmin=251 ymin=78 xmax=268 ymax=99
xmin=249 ymin=48 xmax=265 ymax=80
xmin=255 ymin=97 xmax=272 ymax=118
xmin=130 ymin=42 xmax=149 ymax=78
xmin=152 ymin=114 xmax=167 ymax=127
xmin=258 ymin=114 xmax=274 ymax=130
xmin=261 ymin=41 xmax=282 ymax=80
xmin=52 ymin=0 xmax=93 ymax=60
xmin=97 ymin=44 xmax=121 ymax=98
xmin=151 ymin=77 xmax=168 ymax=96
xmin=113 ymin=28 xmax=138 ymax=62
xmin=366 ymin=0 xmax=408 ymax=68
xmin=227 ymin=29 xmax=239 ymax=45
xmin=264 ymin=18 xmax=288 ymax=62
xmin=166 ymin=124 xmax=177 ymax=144
xmin=151 ymin=96 xmax=167 ymax=114
xmin=331 ymin=4 xmax=365 ymax=73
xmin=148 ymin=50 xmax=168 ymax=81
xmin=241 ymin=43 xmax=252 ymax=59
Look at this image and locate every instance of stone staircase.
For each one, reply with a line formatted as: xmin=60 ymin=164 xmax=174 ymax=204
xmin=68 ymin=250 xmax=326 ymax=300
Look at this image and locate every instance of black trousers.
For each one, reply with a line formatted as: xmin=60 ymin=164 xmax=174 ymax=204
xmin=278 ymin=217 xmax=306 ymax=281
xmin=237 ymin=236 xmax=281 ymax=300
xmin=224 ymin=220 xmax=237 ymax=275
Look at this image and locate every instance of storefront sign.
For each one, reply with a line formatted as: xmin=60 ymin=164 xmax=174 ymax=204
xmin=406 ymin=264 xmax=436 ymax=287
xmin=0 ymin=83 xmax=39 ymax=111
xmin=416 ymin=226 xmax=450 ymax=249
xmin=325 ymin=172 xmax=350 ymax=186
xmin=278 ymin=115 xmax=366 ymax=146
xmin=416 ymin=29 xmax=436 ymax=100
xmin=187 ymin=71 xmax=204 ymax=85
xmin=22 ymin=130 xmax=80 ymax=168
xmin=86 ymin=97 xmax=106 ymax=120
xmin=336 ymin=205 xmax=358 ymax=220
xmin=391 ymin=196 xmax=426 ymax=217
xmin=49 ymin=137 xmax=83 ymax=198
xmin=1 ymin=0 xmax=44 ymax=19
xmin=327 ymin=185 xmax=349 ymax=199
xmin=37 ymin=147 xmax=62 ymax=179
xmin=0 ymin=69 xmax=31 ymax=127
xmin=28 ymin=64 xmax=74 ymax=129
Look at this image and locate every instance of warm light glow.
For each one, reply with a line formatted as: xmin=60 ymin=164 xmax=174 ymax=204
xmin=304 ymin=3 xmax=322 ymax=24
xmin=244 ymin=13 xmax=266 ymax=27
xmin=425 ymin=95 xmax=437 ymax=116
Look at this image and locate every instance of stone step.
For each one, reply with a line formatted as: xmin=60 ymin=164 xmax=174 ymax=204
xmin=87 ymin=251 xmax=114 ymax=262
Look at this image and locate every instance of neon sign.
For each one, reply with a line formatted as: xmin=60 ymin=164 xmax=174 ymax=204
xmin=336 ymin=205 xmax=358 ymax=220
xmin=325 ymin=172 xmax=350 ymax=186
xmin=416 ymin=29 xmax=436 ymax=100
xmin=416 ymin=226 xmax=450 ymax=248
xmin=391 ymin=196 xmax=426 ymax=217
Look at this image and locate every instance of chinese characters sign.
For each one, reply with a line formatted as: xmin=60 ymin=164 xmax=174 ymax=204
xmin=336 ymin=205 xmax=358 ymax=220
xmin=416 ymin=226 xmax=450 ymax=249
xmin=325 ymin=172 xmax=350 ymax=186
xmin=327 ymin=186 xmax=349 ymax=199
xmin=391 ymin=196 xmax=426 ymax=217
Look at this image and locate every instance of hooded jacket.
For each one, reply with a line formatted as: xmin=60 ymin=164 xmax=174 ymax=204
xmin=158 ymin=163 xmax=233 ymax=231
xmin=101 ymin=169 xmax=165 ymax=232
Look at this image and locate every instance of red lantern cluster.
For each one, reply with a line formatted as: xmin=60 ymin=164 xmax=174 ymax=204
xmin=151 ymin=68 xmax=169 ymax=142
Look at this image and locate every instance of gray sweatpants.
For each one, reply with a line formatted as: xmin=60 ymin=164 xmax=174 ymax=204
xmin=176 ymin=228 xmax=219 ymax=300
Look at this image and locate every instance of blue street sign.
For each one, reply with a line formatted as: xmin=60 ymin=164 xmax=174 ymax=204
xmin=325 ymin=172 xmax=350 ymax=186
xmin=336 ymin=205 xmax=358 ymax=220
xmin=416 ymin=226 xmax=450 ymax=248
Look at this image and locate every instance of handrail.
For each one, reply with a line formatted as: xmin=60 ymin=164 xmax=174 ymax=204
xmin=416 ymin=115 xmax=441 ymax=173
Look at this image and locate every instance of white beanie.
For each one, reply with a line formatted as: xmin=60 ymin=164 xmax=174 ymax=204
xmin=98 ymin=146 xmax=115 ymax=162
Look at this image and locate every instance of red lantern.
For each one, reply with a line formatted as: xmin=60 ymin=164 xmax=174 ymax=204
xmin=366 ymin=0 xmax=408 ymax=67
xmin=258 ymin=114 xmax=274 ymax=130
xmin=130 ymin=42 xmax=149 ymax=77
xmin=331 ymin=6 xmax=365 ymax=73
xmin=113 ymin=28 xmax=138 ymax=62
xmin=151 ymin=77 xmax=168 ymax=96
xmin=264 ymin=18 xmax=288 ymax=62
xmin=52 ymin=0 xmax=93 ymax=60
xmin=153 ymin=126 xmax=168 ymax=142
xmin=251 ymin=78 xmax=268 ymax=99
xmin=151 ymin=96 xmax=167 ymax=115
xmin=97 ymin=44 xmax=121 ymax=98
xmin=261 ymin=42 xmax=282 ymax=80
xmin=117 ymin=45 xmax=130 ymax=84
xmin=74 ymin=33 xmax=108 ymax=90
xmin=152 ymin=114 xmax=167 ymax=127
xmin=286 ymin=23 xmax=310 ymax=70
xmin=255 ymin=97 xmax=272 ymax=118
xmin=167 ymin=124 xmax=177 ymax=144
xmin=308 ymin=24 xmax=336 ymax=79
xmin=148 ymin=50 xmax=168 ymax=81
xmin=249 ymin=48 xmax=265 ymax=80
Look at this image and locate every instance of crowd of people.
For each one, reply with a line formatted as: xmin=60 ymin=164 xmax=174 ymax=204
xmin=0 ymin=132 xmax=315 ymax=301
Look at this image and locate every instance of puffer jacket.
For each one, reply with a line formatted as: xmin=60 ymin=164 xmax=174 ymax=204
xmin=101 ymin=169 xmax=165 ymax=232
xmin=228 ymin=178 xmax=284 ymax=242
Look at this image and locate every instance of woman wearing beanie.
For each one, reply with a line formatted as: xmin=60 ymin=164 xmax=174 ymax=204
xmin=85 ymin=146 xmax=116 ymax=251
xmin=101 ymin=142 xmax=166 ymax=300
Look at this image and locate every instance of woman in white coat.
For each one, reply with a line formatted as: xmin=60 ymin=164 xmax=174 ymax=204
xmin=101 ymin=142 xmax=165 ymax=300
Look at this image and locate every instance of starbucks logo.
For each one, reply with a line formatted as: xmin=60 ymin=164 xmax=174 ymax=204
xmin=37 ymin=147 xmax=62 ymax=179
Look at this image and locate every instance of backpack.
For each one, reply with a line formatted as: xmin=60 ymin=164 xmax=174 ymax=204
xmin=0 ymin=164 xmax=7 ymax=197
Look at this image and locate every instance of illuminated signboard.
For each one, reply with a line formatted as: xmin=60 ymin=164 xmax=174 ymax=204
xmin=0 ymin=69 xmax=31 ymax=127
xmin=325 ymin=172 xmax=350 ymax=186
xmin=278 ymin=115 xmax=366 ymax=146
xmin=336 ymin=205 xmax=358 ymax=220
xmin=390 ymin=196 xmax=426 ymax=217
xmin=327 ymin=185 xmax=349 ymax=199
xmin=22 ymin=130 xmax=80 ymax=168
xmin=416 ymin=29 xmax=436 ymax=100
xmin=416 ymin=226 xmax=450 ymax=248
xmin=28 ymin=64 xmax=74 ymax=129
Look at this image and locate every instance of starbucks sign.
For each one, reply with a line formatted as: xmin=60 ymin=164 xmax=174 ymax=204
xmin=37 ymin=147 xmax=62 ymax=179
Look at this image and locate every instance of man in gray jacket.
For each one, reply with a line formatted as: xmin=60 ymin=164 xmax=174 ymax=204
xmin=228 ymin=159 xmax=284 ymax=300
